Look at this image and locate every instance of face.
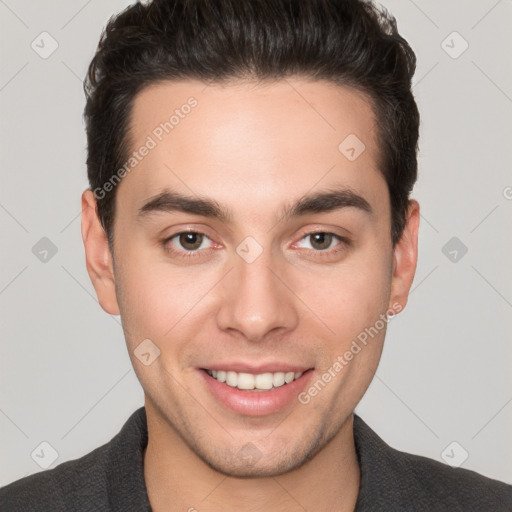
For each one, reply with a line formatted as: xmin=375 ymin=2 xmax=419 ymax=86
xmin=82 ymin=78 xmax=419 ymax=478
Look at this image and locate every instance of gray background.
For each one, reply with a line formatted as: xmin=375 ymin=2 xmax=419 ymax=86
xmin=1 ymin=0 xmax=511 ymax=487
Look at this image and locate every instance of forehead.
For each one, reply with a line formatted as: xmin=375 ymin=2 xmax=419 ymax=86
xmin=118 ymin=78 xmax=385 ymax=220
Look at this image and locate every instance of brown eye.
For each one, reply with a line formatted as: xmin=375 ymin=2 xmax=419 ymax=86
xmin=294 ymin=231 xmax=350 ymax=259
xmin=178 ymin=232 xmax=204 ymax=251
xmin=308 ymin=232 xmax=334 ymax=251
xmin=162 ymin=231 xmax=214 ymax=259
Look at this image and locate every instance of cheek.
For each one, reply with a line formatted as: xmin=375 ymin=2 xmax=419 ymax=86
xmin=291 ymin=248 xmax=392 ymax=345
xmin=113 ymin=249 xmax=220 ymax=345
xmin=113 ymin=248 xmax=168 ymax=344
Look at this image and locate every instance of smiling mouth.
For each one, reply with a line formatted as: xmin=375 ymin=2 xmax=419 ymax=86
xmin=202 ymin=368 xmax=311 ymax=391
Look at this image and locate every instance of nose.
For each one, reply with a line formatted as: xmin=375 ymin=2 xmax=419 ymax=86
xmin=216 ymin=249 xmax=299 ymax=343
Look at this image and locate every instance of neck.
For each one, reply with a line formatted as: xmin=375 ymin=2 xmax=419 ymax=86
xmin=143 ymin=401 xmax=361 ymax=512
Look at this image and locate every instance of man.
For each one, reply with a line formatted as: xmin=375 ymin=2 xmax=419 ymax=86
xmin=1 ymin=0 xmax=511 ymax=510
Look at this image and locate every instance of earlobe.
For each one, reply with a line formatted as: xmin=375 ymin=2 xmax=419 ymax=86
xmin=388 ymin=200 xmax=420 ymax=313
xmin=81 ymin=189 xmax=120 ymax=316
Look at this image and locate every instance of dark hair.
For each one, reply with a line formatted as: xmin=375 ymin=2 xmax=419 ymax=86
xmin=84 ymin=0 xmax=419 ymax=250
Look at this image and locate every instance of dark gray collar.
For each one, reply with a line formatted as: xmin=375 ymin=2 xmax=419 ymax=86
xmin=105 ymin=407 xmax=151 ymax=511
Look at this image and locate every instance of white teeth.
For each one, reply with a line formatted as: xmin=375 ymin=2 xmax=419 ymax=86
xmin=273 ymin=372 xmax=285 ymax=387
xmin=206 ymin=369 xmax=305 ymax=390
xmin=226 ymin=371 xmax=238 ymax=387
xmin=255 ymin=373 xmax=273 ymax=390
xmin=237 ymin=372 xmax=255 ymax=390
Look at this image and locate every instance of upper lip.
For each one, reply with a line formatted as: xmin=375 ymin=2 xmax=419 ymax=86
xmin=200 ymin=363 xmax=313 ymax=374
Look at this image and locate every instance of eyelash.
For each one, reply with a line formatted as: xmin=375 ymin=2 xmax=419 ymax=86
xmin=161 ymin=230 xmax=351 ymax=260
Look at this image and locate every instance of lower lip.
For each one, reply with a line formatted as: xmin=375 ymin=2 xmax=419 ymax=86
xmin=198 ymin=369 xmax=314 ymax=416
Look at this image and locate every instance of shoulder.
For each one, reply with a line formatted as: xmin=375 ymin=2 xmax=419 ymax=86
xmin=353 ymin=414 xmax=512 ymax=511
xmin=0 ymin=441 xmax=111 ymax=512
xmin=388 ymin=445 xmax=512 ymax=510
xmin=0 ymin=407 xmax=148 ymax=512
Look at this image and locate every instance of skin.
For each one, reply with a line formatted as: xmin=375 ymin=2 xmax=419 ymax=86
xmin=81 ymin=78 xmax=419 ymax=511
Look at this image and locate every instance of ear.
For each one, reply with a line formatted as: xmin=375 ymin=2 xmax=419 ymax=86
xmin=81 ymin=189 xmax=120 ymax=315
xmin=388 ymin=199 xmax=420 ymax=313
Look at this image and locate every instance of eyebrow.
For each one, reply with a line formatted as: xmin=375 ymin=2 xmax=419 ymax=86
xmin=137 ymin=186 xmax=373 ymax=223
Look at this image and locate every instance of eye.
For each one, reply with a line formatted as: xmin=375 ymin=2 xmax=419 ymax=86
xmin=163 ymin=231 xmax=214 ymax=258
xmin=295 ymin=231 xmax=349 ymax=255
xmin=161 ymin=230 xmax=350 ymax=261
